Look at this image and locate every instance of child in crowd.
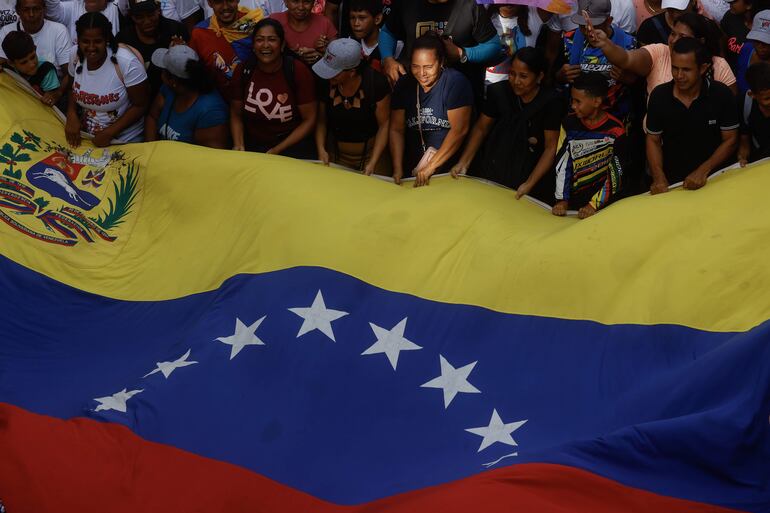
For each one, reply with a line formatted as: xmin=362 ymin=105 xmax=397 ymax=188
xmin=739 ymin=61 xmax=770 ymax=165
xmin=348 ymin=0 xmax=399 ymax=72
xmin=1 ymin=30 xmax=60 ymax=106
xmin=553 ymin=72 xmax=625 ymax=219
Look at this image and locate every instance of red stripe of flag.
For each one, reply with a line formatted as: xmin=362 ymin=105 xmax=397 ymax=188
xmin=0 ymin=403 xmax=744 ymax=513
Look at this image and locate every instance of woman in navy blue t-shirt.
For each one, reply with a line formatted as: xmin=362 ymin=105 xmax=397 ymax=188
xmin=144 ymin=44 xmax=229 ymax=148
xmin=390 ymin=33 xmax=474 ymax=186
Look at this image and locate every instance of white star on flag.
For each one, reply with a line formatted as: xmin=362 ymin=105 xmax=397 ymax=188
xmin=143 ymin=349 xmax=198 ymax=379
xmin=361 ymin=317 xmax=422 ymax=370
xmin=288 ymin=290 xmax=348 ymax=342
xmin=421 ymin=355 xmax=481 ymax=408
xmin=216 ymin=316 xmax=267 ymax=360
xmin=93 ymin=388 xmax=143 ymax=413
xmin=465 ymin=409 xmax=528 ymax=452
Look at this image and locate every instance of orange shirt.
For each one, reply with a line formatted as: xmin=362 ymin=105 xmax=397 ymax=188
xmin=642 ymin=43 xmax=736 ymax=97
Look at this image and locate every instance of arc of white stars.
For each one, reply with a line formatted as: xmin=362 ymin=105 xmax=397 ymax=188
xmin=216 ymin=316 xmax=267 ymax=360
xmin=288 ymin=290 xmax=348 ymax=342
xmin=361 ymin=317 xmax=422 ymax=370
xmin=465 ymin=409 xmax=528 ymax=452
xmin=93 ymin=388 xmax=143 ymax=413
xmin=421 ymin=355 xmax=481 ymax=408
xmin=143 ymin=349 xmax=198 ymax=379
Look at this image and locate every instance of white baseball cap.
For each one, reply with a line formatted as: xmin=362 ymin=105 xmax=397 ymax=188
xmin=661 ymin=0 xmax=690 ymax=10
xmin=151 ymin=45 xmax=199 ymax=79
xmin=312 ymin=38 xmax=363 ymax=80
xmin=748 ymin=10 xmax=770 ymax=45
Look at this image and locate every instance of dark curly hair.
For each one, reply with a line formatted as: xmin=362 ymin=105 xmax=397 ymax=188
xmin=74 ymin=11 xmax=118 ymax=74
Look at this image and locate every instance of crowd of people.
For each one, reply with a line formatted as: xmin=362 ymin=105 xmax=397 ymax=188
xmin=1 ymin=0 xmax=769 ymax=218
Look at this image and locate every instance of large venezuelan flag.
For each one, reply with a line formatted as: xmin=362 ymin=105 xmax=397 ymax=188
xmin=0 ymin=73 xmax=768 ymax=512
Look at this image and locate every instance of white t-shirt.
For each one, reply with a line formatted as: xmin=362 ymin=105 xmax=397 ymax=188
xmin=68 ymin=46 xmax=147 ymax=142
xmin=45 ymin=0 xmax=121 ymax=43
xmin=200 ymin=0 xmax=284 ymax=19
xmin=0 ymin=0 xmax=17 ymax=29
xmin=116 ymin=0 xmax=201 ymax=22
xmin=546 ymin=0 xmax=637 ymax=34
xmin=0 ymin=20 xmax=72 ymax=71
xmin=486 ymin=10 xmax=544 ymax=84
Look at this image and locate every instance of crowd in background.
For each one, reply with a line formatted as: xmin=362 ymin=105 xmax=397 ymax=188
xmin=1 ymin=0 xmax=769 ymax=218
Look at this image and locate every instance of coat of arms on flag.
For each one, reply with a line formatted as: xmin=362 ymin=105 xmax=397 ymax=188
xmin=0 ymin=129 xmax=138 ymax=247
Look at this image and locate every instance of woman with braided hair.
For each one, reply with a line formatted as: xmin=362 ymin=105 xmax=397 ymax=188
xmin=65 ymin=11 xmax=149 ymax=147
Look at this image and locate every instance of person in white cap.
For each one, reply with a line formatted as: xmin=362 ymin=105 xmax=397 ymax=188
xmin=144 ymin=44 xmax=229 ymax=148
xmin=636 ymin=0 xmax=696 ymax=45
xmin=736 ymin=9 xmax=770 ymax=94
xmin=312 ymin=37 xmax=391 ymax=175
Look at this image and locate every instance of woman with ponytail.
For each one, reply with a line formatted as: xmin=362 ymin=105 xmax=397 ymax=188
xmin=65 ymin=12 xmax=149 ymax=147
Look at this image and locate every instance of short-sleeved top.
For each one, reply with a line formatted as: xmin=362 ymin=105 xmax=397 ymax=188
xmin=642 ymin=43 xmax=736 ymax=96
xmin=230 ymin=56 xmax=317 ymax=149
xmin=636 ymin=12 xmax=670 ymax=46
xmin=44 ymin=0 xmax=121 ymax=43
xmin=270 ymin=11 xmax=337 ymax=50
xmin=482 ymin=81 xmax=563 ymax=161
xmin=545 ymin=0 xmax=636 ymax=34
xmin=646 ymin=79 xmax=739 ymax=182
xmin=391 ymin=67 xmax=474 ymax=172
xmin=68 ymin=46 xmax=148 ymax=142
xmin=157 ymin=84 xmax=228 ymax=143
xmin=324 ymin=66 xmax=390 ymax=143
xmin=28 ymin=59 xmax=60 ymax=91
xmin=564 ymin=26 xmax=635 ymax=118
xmin=0 ymin=0 xmax=17 ymax=29
xmin=485 ymin=10 xmax=543 ymax=84
xmin=385 ymin=0 xmax=497 ymax=91
xmin=0 ymin=20 xmax=71 ymax=72
xmin=735 ymin=42 xmax=756 ymax=96
xmin=721 ymin=11 xmax=749 ymax=71
xmin=117 ymin=16 xmax=188 ymax=96
xmin=739 ymin=92 xmax=770 ymax=162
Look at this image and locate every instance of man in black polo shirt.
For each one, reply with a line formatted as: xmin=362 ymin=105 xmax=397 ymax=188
xmin=646 ymin=37 xmax=739 ymax=193
xmin=117 ymin=0 xmax=188 ymax=97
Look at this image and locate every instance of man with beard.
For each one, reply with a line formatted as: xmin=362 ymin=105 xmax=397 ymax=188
xmin=118 ymin=0 xmax=187 ymax=96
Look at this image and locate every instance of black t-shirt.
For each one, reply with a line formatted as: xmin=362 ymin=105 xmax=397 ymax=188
xmin=117 ymin=16 xmax=189 ymax=96
xmin=646 ymin=80 xmax=739 ymax=183
xmin=636 ymin=13 xmax=670 ymax=46
xmin=474 ymin=82 xmax=565 ymax=201
xmin=739 ymin=92 xmax=770 ymax=162
xmin=721 ymin=12 xmax=749 ymax=71
xmin=482 ymin=81 xmax=564 ymax=162
xmin=324 ymin=66 xmax=390 ymax=142
xmin=385 ymin=0 xmax=497 ymax=99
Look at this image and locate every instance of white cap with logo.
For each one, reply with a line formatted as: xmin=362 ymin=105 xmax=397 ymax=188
xmin=748 ymin=10 xmax=770 ymax=45
xmin=312 ymin=38 xmax=363 ymax=80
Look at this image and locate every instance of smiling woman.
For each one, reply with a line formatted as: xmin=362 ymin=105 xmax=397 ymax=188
xmin=65 ymin=12 xmax=149 ymax=147
xmin=229 ymin=17 xmax=318 ymax=158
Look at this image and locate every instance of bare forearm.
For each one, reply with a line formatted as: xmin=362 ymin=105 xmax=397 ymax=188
xmin=457 ymin=120 xmax=491 ymax=167
xmin=646 ymin=135 xmax=666 ymax=182
xmin=144 ymin=114 xmax=158 ymax=141
xmin=230 ymin=104 xmax=244 ymax=149
xmin=369 ymin=122 xmax=389 ymax=168
xmin=389 ymin=127 xmax=405 ymax=175
xmin=272 ymin=119 xmax=314 ymax=155
xmin=695 ymin=135 xmax=738 ymax=176
xmin=527 ymin=145 xmax=557 ymax=186
xmin=428 ymin=127 xmax=468 ymax=171
xmin=104 ymin=104 xmax=145 ymax=139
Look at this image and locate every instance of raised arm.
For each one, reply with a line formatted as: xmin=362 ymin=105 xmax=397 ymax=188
xmin=590 ymin=28 xmax=653 ymax=78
